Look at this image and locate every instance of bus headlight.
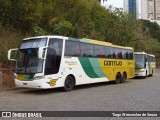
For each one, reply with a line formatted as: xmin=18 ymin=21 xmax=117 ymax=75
xmin=34 ymin=76 xmax=44 ymax=80
xmin=140 ymin=69 xmax=145 ymax=72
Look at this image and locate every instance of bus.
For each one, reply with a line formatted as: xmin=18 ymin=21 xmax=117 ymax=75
xmin=8 ymin=36 xmax=135 ymax=91
xmin=134 ymin=52 xmax=156 ymax=78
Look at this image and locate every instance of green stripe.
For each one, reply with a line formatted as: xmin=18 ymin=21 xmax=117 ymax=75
xmin=78 ymin=58 xmax=99 ymax=78
xmin=89 ymin=58 xmax=106 ymax=78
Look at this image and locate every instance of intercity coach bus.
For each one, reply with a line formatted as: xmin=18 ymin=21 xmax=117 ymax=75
xmin=8 ymin=36 xmax=135 ymax=91
xmin=134 ymin=52 xmax=156 ymax=79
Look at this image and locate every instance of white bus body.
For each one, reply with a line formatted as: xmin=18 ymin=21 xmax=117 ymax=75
xmin=8 ymin=36 xmax=134 ymax=91
xmin=134 ymin=52 xmax=156 ymax=78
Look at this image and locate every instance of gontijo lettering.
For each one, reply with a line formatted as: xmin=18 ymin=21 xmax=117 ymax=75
xmin=104 ymin=61 xmax=122 ymax=66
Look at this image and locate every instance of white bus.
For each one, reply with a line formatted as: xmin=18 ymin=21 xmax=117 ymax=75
xmin=134 ymin=52 xmax=156 ymax=78
xmin=8 ymin=36 xmax=135 ymax=91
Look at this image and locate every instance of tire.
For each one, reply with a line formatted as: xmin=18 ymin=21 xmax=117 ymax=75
xmin=114 ymin=73 xmax=121 ymax=84
xmin=121 ymin=72 xmax=127 ymax=83
xmin=64 ymin=75 xmax=75 ymax=92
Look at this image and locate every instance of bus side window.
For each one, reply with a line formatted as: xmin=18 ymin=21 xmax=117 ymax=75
xmin=93 ymin=45 xmax=105 ymax=58
xmin=45 ymin=38 xmax=63 ymax=75
xmin=80 ymin=43 xmax=93 ymax=57
xmin=105 ymin=46 xmax=111 ymax=58
xmin=145 ymin=55 xmax=147 ymax=62
xmin=126 ymin=51 xmax=129 ymax=59
xmin=128 ymin=50 xmax=133 ymax=60
xmin=65 ymin=41 xmax=80 ymax=56
xmin=115 ymin=48 xmax=118 ymax=59
xmin=153 ymin=57 xmax=155 ymax=62
xmin=122 ymin=50 xmax=126 ymax=59
xmin=111 ymin=47 xmax=116 ymax=58
xmin=117 ymin=49 xmax=122 ymax=59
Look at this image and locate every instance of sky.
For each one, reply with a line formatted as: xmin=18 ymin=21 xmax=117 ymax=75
xmin=103 ymin=0 xmax=124 ymax=9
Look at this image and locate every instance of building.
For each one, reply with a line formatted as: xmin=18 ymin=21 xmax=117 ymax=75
xmin=124 ymin=0 xmax=141 ymax=19
xmin=124 ymin=0 xmax=160 ymax=20
xmin=155 ymin=0 xmax=160 ymax=20
xmin=99 ymin=0 xmax=160 ymax=21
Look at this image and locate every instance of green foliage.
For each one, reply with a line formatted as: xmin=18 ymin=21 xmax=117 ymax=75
xmin=0 ymin=27 xmax=24 ymax=65
xmin=141 ymin=20 xmax=160 ymax=42
xmin=52 ymin=20 xmax=73 ymax=36
xmin=0 ymin=0 xmax=160 ymax=65
xmin=33 ymin=25 xmax=47 ymax=36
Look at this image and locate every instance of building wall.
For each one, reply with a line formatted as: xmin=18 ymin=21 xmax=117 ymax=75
xmin=124 ymin=0 xmax=129 ymax=12
xmin=156 ymin=0 xmax=160 ymax=20
xmin=141 ymin=0 xmax=148 ymax=19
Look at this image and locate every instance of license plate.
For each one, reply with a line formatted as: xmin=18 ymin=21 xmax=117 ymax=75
xmin=23 ymin=83 xmax=27 ymax=85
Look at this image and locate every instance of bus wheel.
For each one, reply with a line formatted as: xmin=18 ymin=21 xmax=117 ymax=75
xmin=121 ymin=72 xmax=127 ymax=83
xmin=114 ymin=73 xmax=121 ymax=84
xmin=64 ymin=75 xmax=75 ymax=92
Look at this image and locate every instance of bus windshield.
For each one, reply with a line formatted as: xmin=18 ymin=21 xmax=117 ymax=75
xmin=15 ymin=38 xmax=47 ymax=74
xmin=135 ymin=54 xmax=145 ymax=69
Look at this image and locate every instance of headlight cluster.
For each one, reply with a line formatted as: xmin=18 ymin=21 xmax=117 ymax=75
xmin=34 ymin=76 xmax=44 ymax=80
xmin=140 ymin=69 xmax=145 ymax=72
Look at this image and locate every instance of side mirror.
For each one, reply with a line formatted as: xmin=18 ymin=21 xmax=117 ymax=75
xmin=8 ymin=48 xmax=18 ymax=61
xmin=38 ymin=47 xmax=48 ymax=59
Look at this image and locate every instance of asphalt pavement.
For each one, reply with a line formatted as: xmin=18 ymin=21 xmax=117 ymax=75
xmin=0 ymin=69 xmax=160 ymax=120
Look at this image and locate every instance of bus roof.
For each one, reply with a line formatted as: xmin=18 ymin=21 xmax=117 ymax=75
xmin=134 ymin=52 xmax=147 ymax=55
xmin=22 ymin=35 xmax=133 ymax=50
xmin=134 ymin=52 xmax=155 ymax=57
xmin=81 ymin=38 xmax=133 ymax=50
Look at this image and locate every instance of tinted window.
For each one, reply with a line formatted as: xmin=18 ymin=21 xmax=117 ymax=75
xmin=148 ymin=56 xmax=151 ymax=62
xmin=20 ymin=38 xmax=47 ymax=49
xmin=65 ymin=41 xmax=80 ymax=56
xmin=126 ymin=51 xmax=129 ymax=59
xmin=117 ymin=49 xmax=122 ymax=59
xmin=105 ymin=46 xmax=112 ymax=58
xmin=115 ymin=48 xmax=118 ymax=59
xmin=128 ymin=50 xmax=133 ymax=60
xmin=80 ymin=43 xmax=93 ymax=57
xmin=111 ymin=48 xmax=116 ymax=58
xmin=122 ymin=50 xmax=126 ymax=59
xmin=150 ymin=57 xmax=153 ymax=62
xmin=122 ymin=50 xmax=129 ymax=59
xmin=115 ymin=48 xmax=122 ymax=59
xmin=153 ymin=57 xmax=156 ymax=62
xmin=93 ymin=45 xmax=105 ymax=57
xmin=45 ymin=38 xmax=63 ymax=75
